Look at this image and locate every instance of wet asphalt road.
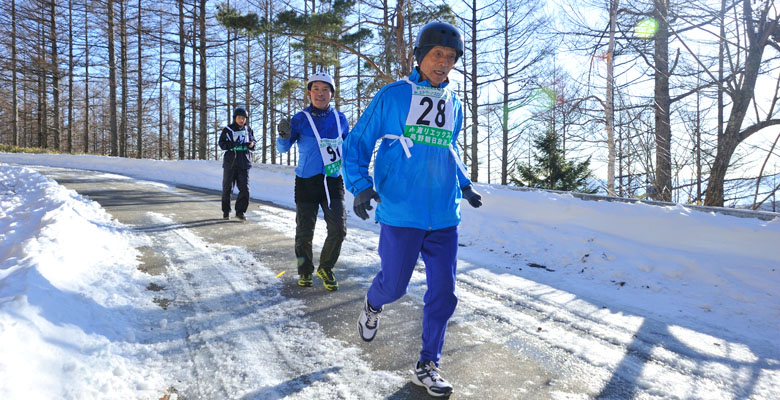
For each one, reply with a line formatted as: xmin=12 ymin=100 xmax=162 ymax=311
xmin=28 ymin=165 xmax=596 ymax=400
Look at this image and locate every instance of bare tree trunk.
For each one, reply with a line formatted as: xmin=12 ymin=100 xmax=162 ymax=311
xmin=108 ymin=0 xmax=119 ymax=156
xmin=357 ymin=15 xmax=363 ymax=116
xmin=653 ymin=0 xmax=672 ymax=201
xmin=469 ymin=0 xmax=479 ymax=182
xmin=11 ymin=0 xmax=18 ymax=147
xmin=718 ymin=0 xmax=725 ymax=142
xmin=22 ymin=85 xmax=28 ymax=147
xmin=50 ymin=0 xmax=61 ymax=151
xmin=166 ymin=103 xmax=173 ymax=159
xmin=67 ymin=0 xmax=73 ymax=153
xmin=191 ymin=23 xmax=197 ymax=159
xmin=262 ymin=0 xmax=269 ymax=164
xmin=286 ymin=45 xmax=293 ymax=165
xmin=198 ymin=0 xmax=207 ymax=160
xmin=461 ymin=44 xmax=468 ymax=166
xmin=605 ymin=0 xmax=618 ymax=196
xmin=394 ymin=0 xmax=410 ymax=77
xmin=226 ymin=0 xmax=231 ymax=123
xmin=704 ymin=0 xmax=779 ymax=206
xmin=233 ymin=32 xmax=237 ymax=114
xmin=177 ymin=0 xmax=185 ymax=159
xmin=119 ymin=0 xmax=128 ymax=157
xmin=381 ymin=0 xmax=390 ymax=74
xmin=84 ymin=1 xmax=90 ymax=153
xmin=136 ymin=0 xmax=143 ymax=158
xmin=38 ymin=24 xmax=45 ymax=148
xmin=245 ymin=35 xmax=251 ymax=146
xmin=695 ymin=66 xmax=702 ymax=203
xmin=158 ymin=7 xmax=163 ymax=159
xmin=268 ymin=0 xmax=277 ymax=164
xmin=501 ymin=0 xmax=509 ymax=185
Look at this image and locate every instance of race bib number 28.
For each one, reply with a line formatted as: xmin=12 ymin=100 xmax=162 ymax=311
xmin=404 ymin=85 xmax=454 ymax=148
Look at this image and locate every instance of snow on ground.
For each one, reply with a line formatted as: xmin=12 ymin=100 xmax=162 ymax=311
xmin=1 ymin=152 xmax=779 ymax=399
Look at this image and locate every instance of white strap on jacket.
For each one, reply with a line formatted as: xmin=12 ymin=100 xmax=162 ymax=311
xmin=383 ymin=134 xmax=414 ymax=158
xmin=224 ymin=126 xmax=234 ymax=150
xmin=302 ymin=110 xmax=343 ymax=209
xmin=223 ymin=126 xmax=249 ymax=151
xmin=302 ymin=110 xmax=342 ymax=144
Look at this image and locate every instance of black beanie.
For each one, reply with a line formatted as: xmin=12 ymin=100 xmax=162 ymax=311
xmin=414 ymin=45 xmax=435 ymax=65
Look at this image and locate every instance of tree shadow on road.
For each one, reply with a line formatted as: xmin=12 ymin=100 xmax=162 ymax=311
xmin=238 ymin=366 xmax=342 ymax=400
xmin=595 ymin=317 xmax=780 ymax=399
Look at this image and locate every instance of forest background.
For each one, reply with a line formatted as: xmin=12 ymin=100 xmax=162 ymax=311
xmin=1 ymin=0 xmax=779 ymax=210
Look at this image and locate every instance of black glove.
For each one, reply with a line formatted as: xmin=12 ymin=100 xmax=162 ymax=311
xmin=353 ymin=187 xmax=381 ymax=220
xmin=278 ymin=118 xmax=291 ymax=139
xmin=462 ymin=185 xmax=482 ymax=208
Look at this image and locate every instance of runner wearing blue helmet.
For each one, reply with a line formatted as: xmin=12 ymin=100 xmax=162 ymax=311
xmin=344 ymin=21 xmax=482 ymax=398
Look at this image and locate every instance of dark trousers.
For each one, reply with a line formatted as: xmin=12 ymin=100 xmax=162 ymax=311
xmin=222 ymin=167 xmax=250 ymax=215
xmin=367 ymin=224 xmax=459 ymax=365
xmin=295 ymin=175 xmax=347 ymax=275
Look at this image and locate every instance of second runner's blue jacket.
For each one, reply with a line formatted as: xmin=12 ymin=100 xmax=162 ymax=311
xmin=277 ymin=105 xmax=349 ymax=178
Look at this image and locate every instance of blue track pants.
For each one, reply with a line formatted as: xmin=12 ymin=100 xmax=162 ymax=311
xmin=366 ymin=223 xmax=459 ymax=365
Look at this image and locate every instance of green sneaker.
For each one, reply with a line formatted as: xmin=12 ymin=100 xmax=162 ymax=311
xmin=316 ymin=268 xmax=339 ymax=291
xmin=298 ymin=274 xmax=313 ymax=287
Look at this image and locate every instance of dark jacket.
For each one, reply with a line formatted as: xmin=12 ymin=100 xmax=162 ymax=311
xmin=219 ymin=122 xmax=255 ymax=169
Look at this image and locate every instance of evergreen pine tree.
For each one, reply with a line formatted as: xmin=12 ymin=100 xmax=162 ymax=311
xmin=511 ymin=129 xmax=597 ymax=194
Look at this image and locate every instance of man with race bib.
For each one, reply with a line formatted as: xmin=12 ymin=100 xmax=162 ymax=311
xmin=343 ymin=22 xmax=483 ymax=398
xmin=277 ymin=72 xmax=349 ymax=291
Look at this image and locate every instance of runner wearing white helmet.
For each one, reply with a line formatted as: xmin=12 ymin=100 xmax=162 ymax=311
xmin=277 ymin=71 xmax=349 ymax=291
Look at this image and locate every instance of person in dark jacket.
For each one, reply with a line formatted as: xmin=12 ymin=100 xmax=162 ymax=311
xmin=219 ymin=106 xmax=256 ymax=221
xmin=277 ymin=72 xmax=349 ymax=290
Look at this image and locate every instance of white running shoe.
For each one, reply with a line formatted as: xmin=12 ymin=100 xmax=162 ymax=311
xmin=411 ymin=360 xmax=454 ymax=397
xmin=357 ymin=296 xmax=382 ymax=342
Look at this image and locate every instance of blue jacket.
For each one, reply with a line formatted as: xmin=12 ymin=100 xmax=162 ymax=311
xmin=343 ymin=68 xmax=472 ymax=230
xmin=277 ymin=105 xmax=349 ymax=178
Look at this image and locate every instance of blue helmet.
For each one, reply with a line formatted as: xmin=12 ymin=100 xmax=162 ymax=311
xmin=414 ymin=22 xmax=464 ymax=64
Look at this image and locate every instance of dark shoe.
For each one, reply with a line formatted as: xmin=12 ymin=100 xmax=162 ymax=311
xmin=223 ymin=212 xmax=230 ymax=220
xmin=357 ymin=296 xmax=382 ymax=342
xmin=236 ymin=213 xmax=246 ymax=221
xmin=298 ymin=274 xmax=313 ymax=287
xmin=411 ymin=360 xmax=453 ymax=397
xmin=316 ymin=268 xmax=339 ymax=291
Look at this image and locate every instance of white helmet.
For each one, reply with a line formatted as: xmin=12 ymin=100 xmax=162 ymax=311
xmin=307 ymin=71 xmax=335 ymax=92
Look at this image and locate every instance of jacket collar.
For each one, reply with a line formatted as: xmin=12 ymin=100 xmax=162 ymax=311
xmin=229 ymin=122 xmax=246 ymax=131
xmin=305 ymin=104 xmax=333 ymax=117
xmin=410 ymin=66 xmax=450 ymax=89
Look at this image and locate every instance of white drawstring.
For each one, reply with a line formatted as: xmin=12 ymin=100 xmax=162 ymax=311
xmin=383 ymin=134 xmax=414 ymax=158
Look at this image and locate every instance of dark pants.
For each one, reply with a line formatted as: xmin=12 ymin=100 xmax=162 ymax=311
xmin=367 ymin=224 xmax=459 ymax=365
xmin=222 ymin=167 xmax=250 ymax=215
xmin=294 ymin=175 xmax=347 ymax=275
